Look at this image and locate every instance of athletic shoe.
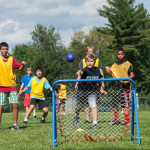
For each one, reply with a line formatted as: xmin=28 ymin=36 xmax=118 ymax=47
xmin=123 ymin=122 xmax=131 ymax=125
xmin=12 ymin=124 xmax=20 ymax=130
xmin=108 ymin=120 xmax=121 ymax=125
xmin=73 ymin=116 xmax=80 ymax=128
xmin=33 ymin=116 xmax=36 ymax=119
xmin=40 ymin=119 xmax=46 ymax=123
xmin=23 ymin=121 xmax=28 ymax=124
xmin=92 ymin=124 xmax=98 ymax=130
xmin=84 ymin=120 xmax=91 ymax=124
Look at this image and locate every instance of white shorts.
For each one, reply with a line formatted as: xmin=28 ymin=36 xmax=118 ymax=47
xmin=88 ymin=94 xmax=97 ymax=108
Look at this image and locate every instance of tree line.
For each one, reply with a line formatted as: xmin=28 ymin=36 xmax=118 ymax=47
xmin=12 ymin=0 xmax=150 ymax=96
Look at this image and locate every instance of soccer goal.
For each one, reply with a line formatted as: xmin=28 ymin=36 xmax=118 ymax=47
xmin=52 ymin=78 xmax=141 ymax=148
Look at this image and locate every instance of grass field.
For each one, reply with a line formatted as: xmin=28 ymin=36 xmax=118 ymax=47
xmin=0 ymin=110 xmax=150 ymax=150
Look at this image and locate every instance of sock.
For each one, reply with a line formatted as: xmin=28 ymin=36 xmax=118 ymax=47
xmin=114 ymin=112 xmax=119 ymax=122
xmin=124 ymin=113 xmax=130 ymax=123
xmin=24 ymin=118 xmax=28 ymax=121
xmin=93 ymin=121 xmax=97 ymax=125
xmin=41 ymin=117 xmax=45 ymax=120
xmin=13 ymin=124 xmax=17 ymax=126
xmin=33 ymin=110 xmax=36 ymax=116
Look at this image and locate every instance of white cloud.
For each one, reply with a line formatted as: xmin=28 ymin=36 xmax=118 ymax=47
xmin=0 ymin=19 xmax=31 ymax=44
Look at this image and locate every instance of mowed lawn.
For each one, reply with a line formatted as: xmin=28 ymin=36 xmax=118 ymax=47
xmin=0 ymin=110 xmax=149 ymax=150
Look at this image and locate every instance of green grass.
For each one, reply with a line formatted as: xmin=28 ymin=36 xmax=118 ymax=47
xmin=0 ymin=110 xmax=150 ymax=150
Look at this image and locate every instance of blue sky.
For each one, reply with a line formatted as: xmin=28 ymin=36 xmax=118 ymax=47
xmin=0 ymin=0 xmax=149 ymax=50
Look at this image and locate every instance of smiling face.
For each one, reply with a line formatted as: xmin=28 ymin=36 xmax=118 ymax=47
xmin=0 ymin=46 xmax=8 ymax=58
xmin=36 ymin=69 xmax=43 ymax=78
xmin=86 ymin=48 xmax=94 ymax=55
xmin=86 ymin=58 xmax=95 ymax=69
xmin=117 ymin=51 xmax=125 ymax=61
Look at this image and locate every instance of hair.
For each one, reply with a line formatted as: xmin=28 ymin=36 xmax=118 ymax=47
xmin=86 ymin=45 xmax=94 ymax=52
xmin=26 ymin=67 xmax=32 ymax=71
xmin=85 ymin=53 xmax=96 ymax=62
xmin=117 ymin=48 xmax=125 ymax=54
xmin=0 ymin=42 xmax=9 ymax=49
xmin=35 ymin=67 xmax=43 ymax=73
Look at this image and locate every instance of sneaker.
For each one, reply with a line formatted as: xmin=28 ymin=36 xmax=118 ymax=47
xmin=40 ymin=119 xmax=46 ymax=123
xmin=73 ymin=116 xmax=80 ymax=128
xmin=84 ymin=120 xmax=91 ymax=124
xmin=92 ymin=124 xmax=98 ymax=130
xmin=108 ymin=120 xmax=121 ymax=125
xmin=12 ymin=124 xmax=20 ymax=130
xmin=123 ymin=122 xmax=131 ymax=125
xmin=23 ymin=121 xmax=27 ymax=124
xmin=33 ymin=116 xmax=36 ymax=119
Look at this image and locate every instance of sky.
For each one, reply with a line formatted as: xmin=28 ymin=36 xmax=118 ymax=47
xmin=0 ymin=0 xmax=150 ymax=50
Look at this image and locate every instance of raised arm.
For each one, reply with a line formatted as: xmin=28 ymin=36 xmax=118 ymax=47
xmin=19 ymin=61 xmax=27 ymax=70
xmin=105 ymin=66 xmax=112 ymax=74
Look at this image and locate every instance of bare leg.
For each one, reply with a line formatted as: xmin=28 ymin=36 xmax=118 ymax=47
xmin=25 ymin=106 xmax=30 ymax=117
xmin=13 ymin=104 xmax=18 ymax=124
xmin=0 ymin=105 xmax=4 ymax=125
xmin=25 ymin=105 xmax=35 ymax=119
xmin=42 ymin=107 xmax=48 ymax=118
xmin=85 ymin=106 xmax=90 ymax=121
xmin=91 ymin=107 xmax=97 ymax=122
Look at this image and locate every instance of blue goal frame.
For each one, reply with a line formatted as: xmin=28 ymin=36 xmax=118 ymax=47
xmin=52 ymin=78 xmax=141 ymax=148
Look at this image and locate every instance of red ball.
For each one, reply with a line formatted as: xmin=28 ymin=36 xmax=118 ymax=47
xmin=66 ymin=54 xmax=75 ymax=62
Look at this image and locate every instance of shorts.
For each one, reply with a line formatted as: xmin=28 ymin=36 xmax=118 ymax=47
xmin=0 ymin=91 xmax=18 ymax=105
xmin=24 ymin=94 xmax=30 ymax=107
xmin=30 ymin=98 xmax=48 ymax=109
xmin=112 ymin=83 xmax=131 ymax=108
xmin=76 ymin=90 xmax=97 ymax=108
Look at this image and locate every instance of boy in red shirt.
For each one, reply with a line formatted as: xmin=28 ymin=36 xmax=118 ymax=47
xmin=0 ymin=42 xmax=26 ymax=130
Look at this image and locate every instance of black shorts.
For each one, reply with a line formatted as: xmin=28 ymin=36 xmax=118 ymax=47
xmin=112 ymin=83 xmax=131 ymax=108
xmin=30 ymin=98 xmax=48 ymax=109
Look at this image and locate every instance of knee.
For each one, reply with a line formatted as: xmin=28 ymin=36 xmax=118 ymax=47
xmin=43 ymin=107 xmax=48 ymax=113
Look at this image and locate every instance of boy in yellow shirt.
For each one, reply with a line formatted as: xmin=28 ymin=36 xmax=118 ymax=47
xmin=0 ymin=42 xmax=26 ymax=130
xmin=18 ymin=67 xmax=57 ymax=123
xmin=105 ymin=48 xmax=134 ymax=125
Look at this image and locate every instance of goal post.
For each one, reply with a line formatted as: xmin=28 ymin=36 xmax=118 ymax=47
xmin=52 ymin=78 xmax=141 ymax=148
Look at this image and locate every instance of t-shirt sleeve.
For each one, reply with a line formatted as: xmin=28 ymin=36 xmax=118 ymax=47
xmin=21 ymin=76 xmax=24 ymax=83
xmin=98 ymin=60 xmax=102 ymax=69
xmin=27 ymin=80 xmax=31 ymax=88
xmin=44 ymin=79 xmax=51 ymax=89
xmin=78 ymin=60 xmax=83 ymax=69
xmin=13 ymin=57 xmax=21 ymax=69
xmin=81 ymin=68 xmax=87 ymax=77
xmin=128 ymin=66 xmax=133 ymax=74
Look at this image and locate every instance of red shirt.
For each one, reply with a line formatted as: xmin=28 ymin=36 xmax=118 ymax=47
xmin=0 ymin=57 xmax=21 ymax=92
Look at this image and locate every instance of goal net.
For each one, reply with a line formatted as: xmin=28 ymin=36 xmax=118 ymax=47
xmin=52 ymin=78 xmax=140 ymax=147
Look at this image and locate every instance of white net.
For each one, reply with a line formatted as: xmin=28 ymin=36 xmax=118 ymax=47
xmin=55 ymin=80 xmax=132 ymax=142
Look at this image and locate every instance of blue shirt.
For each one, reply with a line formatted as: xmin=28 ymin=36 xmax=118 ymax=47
xmin=27 ymin=76 xmax=51 ymax=100
xmin=21 ymin=75 xmax=34 ymax=94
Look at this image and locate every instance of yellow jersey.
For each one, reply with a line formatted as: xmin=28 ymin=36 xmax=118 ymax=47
xmin=58 ymin=84 xmax=67 ymax=99
xmin=111 ymin=61 xmax=133 ymax=83
xmin=30 ymin=77 xmax=46 ymax=99
xmin=0 ymin=56 xmax=16 ymax=87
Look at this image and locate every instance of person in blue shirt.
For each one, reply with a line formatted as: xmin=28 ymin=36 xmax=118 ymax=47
xmin=19 ymin=68 xmax=36 ymax=119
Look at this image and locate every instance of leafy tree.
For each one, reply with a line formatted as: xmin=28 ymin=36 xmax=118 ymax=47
xmin=97 ymin=0 xmax=150 ymax=95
